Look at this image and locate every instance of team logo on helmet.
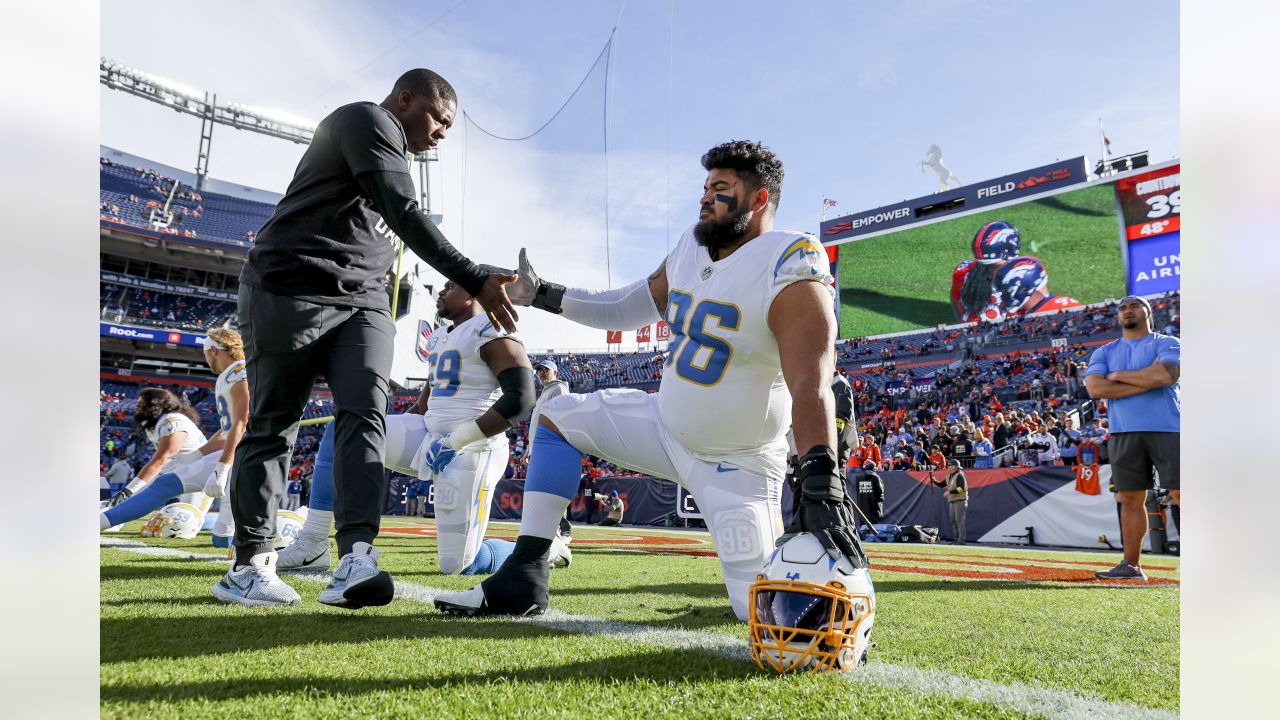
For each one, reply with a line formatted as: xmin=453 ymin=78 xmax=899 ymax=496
xmin=748 ymin=533 xmax=876 ymax=673
xmin=994 ymin=257 xmax=1048 ymax=314
xmin=972 ymin=221 xmax=1022 ymax=264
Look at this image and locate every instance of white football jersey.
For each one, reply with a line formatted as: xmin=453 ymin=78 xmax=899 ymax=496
xmin=213 ymin=359 xmax=248 ymax=433
xmin=422 ymin=313 xmax=523 ymax=450
xmin=658 ymin=226 xmax=833 ymax=478
xmin=144 ymin=411 xmax=207 ymax=455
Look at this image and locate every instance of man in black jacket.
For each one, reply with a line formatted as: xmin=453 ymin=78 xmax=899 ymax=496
xmin=855 ymin=460 xmax=885 ymax=535
xmin=216 ymin=69 xmax=519 ymax=608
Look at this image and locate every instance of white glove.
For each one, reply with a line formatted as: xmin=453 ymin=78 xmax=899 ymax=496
xmin=203 ymin=462 xmax=232 ymax=498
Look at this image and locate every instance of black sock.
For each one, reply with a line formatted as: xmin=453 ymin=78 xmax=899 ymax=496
xmin=509 ymin=535 xmax=553 ymax=562
xmin=234 ymin=541 xmax=271 ymax=569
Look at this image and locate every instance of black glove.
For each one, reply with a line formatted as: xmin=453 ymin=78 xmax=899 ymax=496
xmin=108 ymin=488 xmax=132 ymax=507
xmin=508 ymin=248 xmax=566 ymax=314
xmin=785 ymin=445 xmax=867 ymax=567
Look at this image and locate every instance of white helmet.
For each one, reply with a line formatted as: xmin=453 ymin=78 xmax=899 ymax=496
xmin=748 ymin=532 xmax=876 ymax=673
xmin=140 ymin=502 xmax=204 ymax=540
xmin=272 ymin=510 xmax=307 ymax=550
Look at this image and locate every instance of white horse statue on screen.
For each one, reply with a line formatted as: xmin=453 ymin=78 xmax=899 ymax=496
xmin=919 ymin=144 xmax=963 ymax=193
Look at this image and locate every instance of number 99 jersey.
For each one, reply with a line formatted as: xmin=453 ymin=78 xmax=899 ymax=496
xmin=422 ymin=314 xmax=523 ymax=450
xmin=659 ymin=227 xmax=834 ymax=475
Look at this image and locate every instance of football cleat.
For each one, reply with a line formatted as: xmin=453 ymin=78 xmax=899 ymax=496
xmin=749 ymin=532 xmax=876 ymax=674
xmin=140 ymin=502 xmax=204 ymax=540
xmin=550 ymin=533 xmax=573 ymax=569
xmin=436 ymin=548 xmax=549 ymax=617
xmin=211 ymin=551 xmax=301 ymax=607
xmin=318 ymin=542 xmax=395 ymax=609
xmin=275 ymin=535 xmax=332 ymax=573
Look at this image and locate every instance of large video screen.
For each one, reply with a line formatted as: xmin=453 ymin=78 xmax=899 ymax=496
xmin=836 ymin=182 xmax=1127 ymax=338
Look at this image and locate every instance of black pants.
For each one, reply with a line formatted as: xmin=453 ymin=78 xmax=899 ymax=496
xmin=232 ymin=284 xmax=395 ymax=561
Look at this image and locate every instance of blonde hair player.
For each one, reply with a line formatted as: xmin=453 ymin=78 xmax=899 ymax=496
xmin=100 ymin=328 xmax=250 ymax=548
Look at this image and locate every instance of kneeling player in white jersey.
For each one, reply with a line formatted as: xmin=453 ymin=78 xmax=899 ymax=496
xmin=277 ymin=275 xmax=567 ymax=576
xmin=100 ymin=328 xmax=250 ymax=543
xmin=435 ymin=140 xmax=866 ymax=621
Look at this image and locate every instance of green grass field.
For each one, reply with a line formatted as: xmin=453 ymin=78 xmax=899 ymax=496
xmin=101 ymin=518 xmax=1178 ymax=719
xmin=837 ymin=183 xmax=1128 ymax=338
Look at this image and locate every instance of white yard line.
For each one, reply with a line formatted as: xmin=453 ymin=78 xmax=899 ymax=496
xmin=99 ymin=537 xmax=1177 ymax=720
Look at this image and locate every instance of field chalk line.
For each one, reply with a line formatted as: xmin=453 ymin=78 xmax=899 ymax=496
xmin=100 ymin=536 xmax=1177 ymax=720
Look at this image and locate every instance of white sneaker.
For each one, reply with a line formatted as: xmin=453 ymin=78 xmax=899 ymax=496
xmin=318 ymin=542 xmax=394 ymax=609
xmin=550 ymin=533 xmax=573 ymax=569
xmin=211 ymin=551 xmax=301 ymax=607
xmin=276 ymin=536 xmax=331 ymax=573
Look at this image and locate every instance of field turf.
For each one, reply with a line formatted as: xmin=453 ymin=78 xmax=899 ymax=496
xmin=837 ymin=183 xmax=1128 ymax=338
xmin=100 ymin=518 xmax=1178 ymax=719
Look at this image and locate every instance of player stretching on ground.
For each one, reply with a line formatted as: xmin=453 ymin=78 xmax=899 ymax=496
xmin=277 ymin=277 xmax=569 ymax=580
xmin=434 ymin=140 xmax=865 ymax=621
xmin=101 ymin=329 xmax=249 ymax=545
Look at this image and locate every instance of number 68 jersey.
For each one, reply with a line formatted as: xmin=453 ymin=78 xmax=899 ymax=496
xmin=421 ymin=314 xmax=523 ymax=451
xmin=658 ymin=226 xmax=833 ymax=470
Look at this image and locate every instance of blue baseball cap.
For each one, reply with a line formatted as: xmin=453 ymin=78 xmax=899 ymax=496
xmin=534 ymin=359 xmax=558 ymax=373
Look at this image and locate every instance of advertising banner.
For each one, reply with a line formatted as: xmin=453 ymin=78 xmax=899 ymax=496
xmin=820 ymin=157 xmax=1087 ymax=243
xmin=1115 ymin=164 xmax=1181 ymax=295
xmin=100 ymin=322 xmax=206 ymax=348
xmin=101 ymin=270 xmax=238 ymax=301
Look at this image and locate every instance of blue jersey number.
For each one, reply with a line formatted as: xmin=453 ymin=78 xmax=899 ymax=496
xmin=429 ymin=350 xmax=462 ymax=397
xmin=216 ymin=395 xmax=231 ymax=432
xmin=665 ymin=291 xmax=740 ymax=386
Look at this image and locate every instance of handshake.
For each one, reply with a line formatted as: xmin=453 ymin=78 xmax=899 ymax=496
xmin=475 ymin=249 xmax=566 ymax=332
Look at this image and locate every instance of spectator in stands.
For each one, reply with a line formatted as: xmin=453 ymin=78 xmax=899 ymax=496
xmin=225 ymin=68 xmax=521 ymax=605
xmin=1028 ymin=424 xmax=1059 ymax=465
xmin=284 ymin=478 xmax=302 ymax=511
xmin=972 ymin=431 xmax=994 ymax=469
xmin=926 ymin=444 xmax=946 ymax=472
xmin=930 ymin=459 xmax=969 ymax=543
xmin=1085 ymin=296 xmax=1180 ymax=581
xmin=104 ymin=454 xmax=134 ymax=494
xmin=1058 ymin=418 xmax=1081 ymax=466
xmin=850 ymin=434 xmax=882 ymax=472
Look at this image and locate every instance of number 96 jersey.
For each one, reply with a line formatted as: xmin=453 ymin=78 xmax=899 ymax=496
xmin=422 ymin=314 xmax=523 ymax=450
xmin=658 ymin=227 xmax=833 ymax=475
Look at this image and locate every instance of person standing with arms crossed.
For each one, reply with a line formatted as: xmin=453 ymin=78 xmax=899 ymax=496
xmin=1085 ymin=296 xmax=1180 ymax=580
xmin=215 ymin=69 xmax=520 ymax=608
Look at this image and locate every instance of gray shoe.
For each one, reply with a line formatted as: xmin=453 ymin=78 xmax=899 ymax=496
xmin=318 ymin=542 xmax=394 ymax=609
xmin=211 ymin=552 xmax=302 ymax=607
xmin=1095 ymin=562 xmax=1147 ymax=580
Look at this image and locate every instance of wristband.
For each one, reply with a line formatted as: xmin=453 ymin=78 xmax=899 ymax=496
xmin=446 ymin=420 xmax=486 ymax=451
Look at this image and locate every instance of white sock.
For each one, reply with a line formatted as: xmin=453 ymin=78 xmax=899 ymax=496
xmin=520 ymin=491 xmax=571 ymax=540
xmin=301 ymin=508 xmax=334 ymax=543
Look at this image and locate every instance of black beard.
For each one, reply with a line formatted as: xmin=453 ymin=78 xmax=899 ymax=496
xmin=693 ymin=209 xmax=751 ymax=255
xmin=1121 ymin=319 xmax=1142 ymax=330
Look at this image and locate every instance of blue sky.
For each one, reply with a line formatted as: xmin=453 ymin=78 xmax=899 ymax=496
xmin=100 ymin=0 xmax=1178 ymax=350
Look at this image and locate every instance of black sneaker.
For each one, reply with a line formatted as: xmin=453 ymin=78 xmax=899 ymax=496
xmin=1095 ymin=562 xmax=1147 ymax=580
